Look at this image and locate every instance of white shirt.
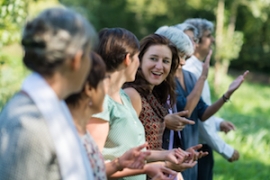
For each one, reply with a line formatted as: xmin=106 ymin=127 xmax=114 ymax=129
xmin=183 ymin=55 xmax=234 ymax=159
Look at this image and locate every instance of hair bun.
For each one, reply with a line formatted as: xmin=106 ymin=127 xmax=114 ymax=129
xmin=21 ymin=38 xmax=46 ymax=49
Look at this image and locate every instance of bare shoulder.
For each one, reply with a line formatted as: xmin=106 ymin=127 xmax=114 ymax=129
xmin=124 ymin=87 xmax=141 ymax=101
xmin=123 ymin=87 xmax=142 ymax=116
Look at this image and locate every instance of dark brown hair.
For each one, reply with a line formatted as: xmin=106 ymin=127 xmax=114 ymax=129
xmin=124 ymin=34 xmax=179 ymax=107
xmin=95 ymin=27 xmax=140 ymax=72
xmin=65 ymin=52 xmax=106 ymax=106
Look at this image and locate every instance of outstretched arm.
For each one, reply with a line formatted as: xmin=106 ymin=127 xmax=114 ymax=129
xmin=109 ymin=162 xmax=177 ymax=179
xmin=201 ymin=70 xmax=249 ymax=121
xmin=184 ymin=50 xmax=212 ymax=117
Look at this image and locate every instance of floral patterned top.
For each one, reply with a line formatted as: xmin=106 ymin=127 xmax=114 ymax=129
xmin=139 ymin=94 xmax=168 ymax=150
xmin=81 ymin=133 xmax=107 ymax=180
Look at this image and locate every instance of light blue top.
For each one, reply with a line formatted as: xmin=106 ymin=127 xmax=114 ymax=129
xmin=93 ymin=89 xmax=146 ymax=180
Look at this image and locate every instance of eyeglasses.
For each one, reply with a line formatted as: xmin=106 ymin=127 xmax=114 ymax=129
xmin=189 ymin=36 xmax=199 ymax=44
xmin=203 ymin=33 xmax=213 ymax=38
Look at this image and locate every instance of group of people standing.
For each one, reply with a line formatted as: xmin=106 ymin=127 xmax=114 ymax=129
xmin=0 ymin=6 xmax=248 ymax=180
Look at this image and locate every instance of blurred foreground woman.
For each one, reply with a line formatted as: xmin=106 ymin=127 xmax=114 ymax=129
xmin=65 ymin=52 xmax=151 ymax=179
xmin=0 ymin=7 xmax=96 ymax=180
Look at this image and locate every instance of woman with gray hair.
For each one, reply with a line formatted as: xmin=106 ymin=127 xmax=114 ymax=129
xmin=0 ymin=7 xmax=97 ymax=180
xmin=155 ymin=26 xmax=194 ymax=58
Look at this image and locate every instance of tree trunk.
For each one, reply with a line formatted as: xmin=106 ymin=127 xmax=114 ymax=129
xmin=214 ymin=0 xmax=239 ymax=92
xmin=214 ymin=0 xmax=225 ymax=91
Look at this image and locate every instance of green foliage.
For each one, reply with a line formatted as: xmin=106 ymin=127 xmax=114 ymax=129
xmin=0 ymin=0 xmax=58 ymax=111
xmin=0 ymin=0 xmax=28 ymax=47
xmin=216 ymin=30 xmax=244 ymax=62
xmin=207 ymin=69 xmax=270 ymax=180
xmin=230 ymin=1 xmax=270 ymax=74
xmin=0 ymin=47 xmax=28 ymax=111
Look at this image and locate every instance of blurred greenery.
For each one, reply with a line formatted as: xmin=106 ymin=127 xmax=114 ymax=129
xmin=0 ymin=44 xmax=28 ymax=110
xmin=0 ymin=0 xmax=58 ymax=110
xmin=208 ymin=68 xmax=270 ymax=180
xmin=59 ymin=0 xmax=270 ymax=75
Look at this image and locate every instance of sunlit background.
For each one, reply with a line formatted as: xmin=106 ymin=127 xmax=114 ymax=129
xmin=0 ymin=0 xmax=269 ymax=179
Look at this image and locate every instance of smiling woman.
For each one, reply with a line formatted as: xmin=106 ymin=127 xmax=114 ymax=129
xmin=123 ymin=34 xmax=180 ymax=150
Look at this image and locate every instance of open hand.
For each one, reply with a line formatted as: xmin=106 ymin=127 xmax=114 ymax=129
xmin=119 ymin=142 xmax=151 ymax=170
xmin=166 ymin=157 xmax=197 ymax=172
xmin=186 ymin=144 xmax=208 ymax=161
xmin=226 ymin=70 xmax=249 ymax=96
xmin=164 ymin=148 xmax=189 ymax=165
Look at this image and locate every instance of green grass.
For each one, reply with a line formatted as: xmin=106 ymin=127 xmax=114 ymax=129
xmin=208 ymin=69 xmax=270 ymax=180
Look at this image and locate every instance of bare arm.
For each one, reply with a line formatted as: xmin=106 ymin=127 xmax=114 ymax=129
xmin=86 ymin=117 xmax=109 ymax=151
xmin=184 ymin=50 xmax=211 ymax=117
xmin=124 ymin=87 xmax=142 ymax=116
xmin=109 ymin=162 xmax=177 ymax=179
xmin=201 ymin=70 xmax=249 ymax=121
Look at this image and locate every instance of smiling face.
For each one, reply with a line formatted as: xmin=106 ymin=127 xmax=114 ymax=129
xmin=141 ymin=45 xmax=172 ymax=88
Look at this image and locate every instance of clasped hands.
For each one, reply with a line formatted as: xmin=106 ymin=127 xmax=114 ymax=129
xmin=164 ymin=144 xmax=208 ymax=172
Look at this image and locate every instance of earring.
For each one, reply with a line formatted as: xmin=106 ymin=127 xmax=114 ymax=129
xmin=89 ymin=100 xmax=93 ymax=106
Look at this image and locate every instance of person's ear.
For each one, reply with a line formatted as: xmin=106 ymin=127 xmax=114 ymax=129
xmin=71 ymin=50 xmax=83 ymax=71
xmin=84 ymin=83 xmax=93 ymax=97
xmin=123 ymin=53 xmax=132 ymax=67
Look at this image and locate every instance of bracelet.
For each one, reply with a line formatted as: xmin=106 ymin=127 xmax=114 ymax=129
xmin=222 ymin=94 xmax=230 ymax=103
xmin=113 ymin=157 xmax=123 ymax=171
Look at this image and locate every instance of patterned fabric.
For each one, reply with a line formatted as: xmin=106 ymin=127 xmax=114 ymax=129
xmin=139 ymin=94 xmax=168 ymax=150
xmin=93 ymin=89 xmax=146 ymax=180
xmin=82 ymin=133 xmax=107 ymax=180
xmin=0 ymin=92 xmax=61 ymax=180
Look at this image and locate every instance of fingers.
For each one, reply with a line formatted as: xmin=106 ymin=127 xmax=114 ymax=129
xmin=190 ymin=144 xmax=203 ymax=151
xmin=160 ymin=166 xmax=178 ymax=177
xmin=198 ymin=151 xmax=208 ymax=159
xmin=205 ymin=49 xmax=212 ymax=64
xmin=173 ymin=149 xmax=187 ymax=164
xmin=242 ymin=70 xmax=249 ymax=78
xmin=181 ymin=160 xmax=198 ymax=170
xmin=180 ymin=118 xmax=195 ymax=125
xmin=134 ymin=142 xmax=148 ymax=151
xmin=174 ymin=111 xmax=195 ymax=125
xmin=229 ymin=149 xmax=240 ymax=162
xmin=176 ymin=110 xmax=189 ymax=117
xmin=228 ymin=122 xmax=236 ymax=131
